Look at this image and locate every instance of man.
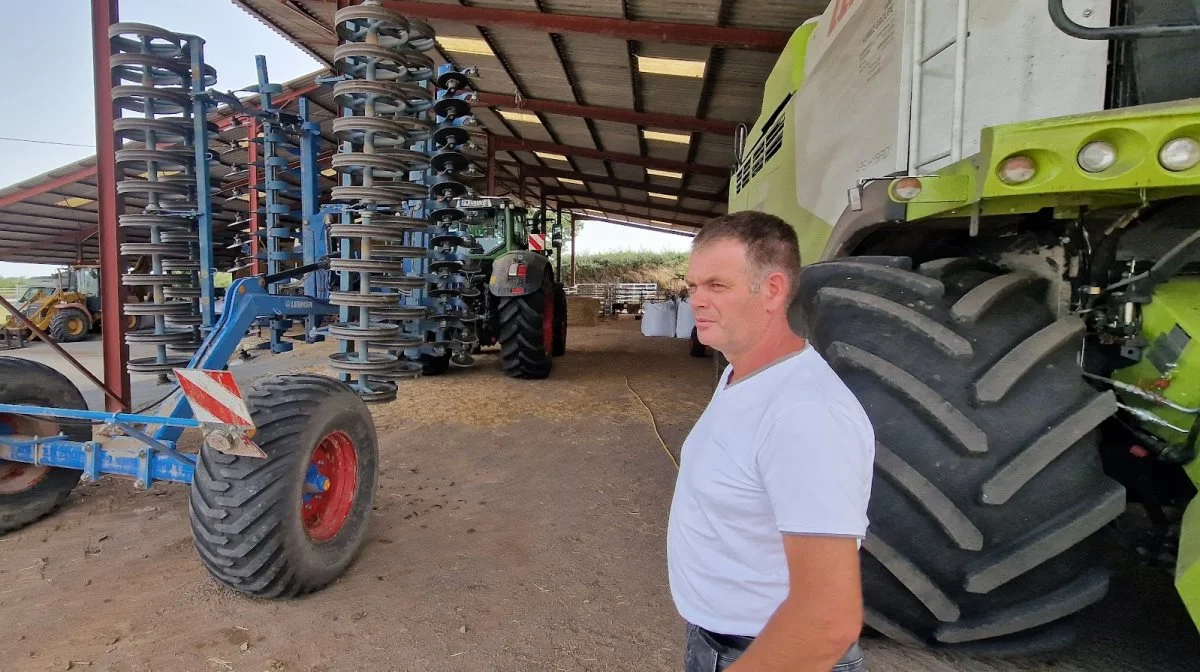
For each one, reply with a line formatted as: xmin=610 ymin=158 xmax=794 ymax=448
xmin=667 ymin=211 xmax=875 ymax=672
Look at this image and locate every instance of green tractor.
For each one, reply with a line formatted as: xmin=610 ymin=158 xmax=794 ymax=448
xmin=453 ymin=196 xmax=567 ymax=378
xmin=733 ymin=0 xmax=1200 ymax=653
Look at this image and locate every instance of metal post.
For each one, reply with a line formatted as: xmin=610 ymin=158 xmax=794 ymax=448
xmin=570 ymin=215 xmax=577 ymax=286
xmin=189 ymin=35 xmax=216 ymax=331
xmin=518 ymin=164 xmax=526 ymax=202
xmin=555 ymin=202 xmax=562 ymax=281
xmin=248 ymin=116 xmax=261 ymax=276
xmin=299 ymin=97 xmax=325 ymax=305
xmin=486 ymin=132 xmax=496 ymax=195
xmin=92 ymin=0 xmax=129 ymax=412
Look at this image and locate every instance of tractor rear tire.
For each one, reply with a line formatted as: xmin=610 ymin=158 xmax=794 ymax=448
xmin=689 ymin=326 xmax=708 ymax=357
xmin=49 ymin=308 xmax=90 ymax=343
xmin=799 ymin=257 xmax=1123 ymax=653
xmin=189 ymin=374 xmax=378 ymax=598
xmin=0 ymin=358 xmax=88 ymax=534
xmin=497 ymin=285 xmax=554 ymax=380
xmin=552 ymin=283 xmax=567 ymax=357
xmin=420 ymin=353 xmax=452 ymax=376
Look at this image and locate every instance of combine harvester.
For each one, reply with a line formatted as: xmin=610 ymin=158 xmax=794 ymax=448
xmin=731 ymin=0 xmax=1200 ymax=652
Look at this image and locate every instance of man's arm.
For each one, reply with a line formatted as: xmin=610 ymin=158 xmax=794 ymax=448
xmin=727 ymin=535 xmax=863 ymax=671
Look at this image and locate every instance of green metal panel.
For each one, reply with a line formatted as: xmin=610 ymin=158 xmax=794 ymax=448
xmin=1111 ymin=278 xmax=1200 ymax=626
xmin=901 ymin=99 xmax=1200 ymax=220
xmin=1113 ymin=278 xmax=1200 ymax=471
xmin=728 ymin=23 xmax=834 ymax=266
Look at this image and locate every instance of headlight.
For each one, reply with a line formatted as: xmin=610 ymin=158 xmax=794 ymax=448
xmin=998 ymin=156 xmax=1037 ymax=184
xmin=1159 ymin=137 xmax=1200 ymax=172
xmin=890 ymin=177 xmax=922 ymax=201
xmin=1078 ymin=141 xmax=1117 ymax=173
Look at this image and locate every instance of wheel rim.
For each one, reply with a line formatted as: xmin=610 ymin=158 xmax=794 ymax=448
xmin=542 ymin=290 xmax=555 ymax=355
xmin=0 ymin=416 xmax=52 ymax=494
xmin=68 ymin=317 xmax=85 ymax=336
xmin=302 ymin=430 xmax=358 ymax=542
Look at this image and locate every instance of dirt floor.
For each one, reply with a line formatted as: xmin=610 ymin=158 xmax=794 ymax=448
xmin=1 ymin=319 xmax=1199 ymax=671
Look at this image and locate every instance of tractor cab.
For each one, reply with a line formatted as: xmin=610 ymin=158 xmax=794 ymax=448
xmin=454 ymin=196 xmax=561 ymax=259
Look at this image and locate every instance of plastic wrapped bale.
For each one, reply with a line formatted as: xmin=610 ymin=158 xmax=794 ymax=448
xmin=566 ymin=296 xmax=601 ymax=326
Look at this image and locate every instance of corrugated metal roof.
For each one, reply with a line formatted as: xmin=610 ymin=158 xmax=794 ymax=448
xmin=231 ymin=0 xmax=820 ymax=233
xmin=1 ymin=0 xmax=820 ymax=255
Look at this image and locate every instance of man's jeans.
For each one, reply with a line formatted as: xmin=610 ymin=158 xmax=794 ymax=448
xmin=684 ymin=623 xmax=866 ymax=671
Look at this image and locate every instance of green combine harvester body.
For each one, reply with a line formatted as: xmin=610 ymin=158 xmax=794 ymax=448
xmin=730 ymin=0 xmax=1200 ymax=649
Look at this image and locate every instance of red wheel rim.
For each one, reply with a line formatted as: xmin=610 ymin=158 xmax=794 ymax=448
xmin=302 ymin=431 xmax=358 ymax=542
xmin=543 ymin=290 xmax=555 ymax=355
xmin=0 ymin=415 xmax=52 ymax=494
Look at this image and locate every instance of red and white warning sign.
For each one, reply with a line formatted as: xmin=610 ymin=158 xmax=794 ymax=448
xmin=528 ymin=233 xmax=546 ymax=251
xmin=174 ymin=369 xmax=255 ymax=429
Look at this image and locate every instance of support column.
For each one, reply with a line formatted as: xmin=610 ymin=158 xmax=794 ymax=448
xmin=248 ymin=116 xmax=261 ymax=276
xmin=570 ymin=215 xmax=577 ymax=286
xmin=92 ymin=0 xmax=130 ymax=412
xmin=486 ymin=132 xmax=496 ymax=196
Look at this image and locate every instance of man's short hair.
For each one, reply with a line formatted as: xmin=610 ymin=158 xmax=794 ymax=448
xmin=693 ymin=211 xmax=802 ymax=301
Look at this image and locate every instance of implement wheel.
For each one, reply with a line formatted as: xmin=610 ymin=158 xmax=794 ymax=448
xmin=189 ymin=374 xmax=378 ymax=598
xmin=800 ymin=257 xmax=1122 ymax=653
xmin=0 ymin=358 xmax=87 ymax=534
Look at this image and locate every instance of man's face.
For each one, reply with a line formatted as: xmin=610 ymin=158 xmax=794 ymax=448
xmin=686 ymin=239 xmax=771 ymax=356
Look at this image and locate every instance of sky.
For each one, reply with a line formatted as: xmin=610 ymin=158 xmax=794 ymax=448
xmin=0 ymin=1 xmax=693 ymax=278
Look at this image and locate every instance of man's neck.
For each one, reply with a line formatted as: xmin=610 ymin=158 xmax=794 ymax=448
xmin=726 ymin=328 xmax=808 ymax=385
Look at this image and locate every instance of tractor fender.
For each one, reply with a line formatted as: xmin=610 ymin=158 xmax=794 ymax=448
xmin=488 ymin=251 xmax=553 ymax=297
xmin=54 ymin=301 xmax=91 ymax=318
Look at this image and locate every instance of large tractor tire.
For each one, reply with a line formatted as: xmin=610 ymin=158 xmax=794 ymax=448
xmin=552 ymin=283 xmax=568 ymax=357
xmin=689 ymin=326 xmax=708 ymax=358
xmin=420 ymin=353 xmax=452 ymax=376
xmin=49 ymin=308 xmax=91 ymax=343
xmin=496 ymin=278 xmax=555 ymax=379
xmin=190 ymin=374 xmax=378 ymax=598
xmin=799 ymin=257 xmax=1123 ymax=653
xmin=0 ymin=358 xmax=88 ymax=534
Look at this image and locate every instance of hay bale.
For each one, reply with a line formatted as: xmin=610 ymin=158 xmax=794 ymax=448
xmin=567 ymin=296 xmax=602 ymax=326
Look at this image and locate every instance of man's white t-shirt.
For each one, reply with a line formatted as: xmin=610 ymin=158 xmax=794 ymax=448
xmin=666 ymin=346 xmax=875 ymax=637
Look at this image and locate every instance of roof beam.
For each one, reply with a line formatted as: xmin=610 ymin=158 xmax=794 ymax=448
xmin=549 ymin=190 xmax=721 ymax=219
xmin=523 ymin=166 xmax=726 ymax=202
xmin=0 ymin=163 xmax=99 ymax=209
xmin=491 ymin=135 xmax=727 ymax=177
xmin=474 ymin=92 xmax=736 ymax=136
xmin=372 ymin=1 xmax=790 ymax=51
xmin=568 ymin=214 xmax=698 ymax=237
xmin=560 ymin=203 xmax=703 ymax=232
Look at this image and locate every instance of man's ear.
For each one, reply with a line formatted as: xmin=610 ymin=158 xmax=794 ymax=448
xmin=766 ymin=271 xmax=790 ymax=309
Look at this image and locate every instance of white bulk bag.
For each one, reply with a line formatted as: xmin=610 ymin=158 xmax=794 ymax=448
xmin=675 ymin=299 xmax=695 ymax=339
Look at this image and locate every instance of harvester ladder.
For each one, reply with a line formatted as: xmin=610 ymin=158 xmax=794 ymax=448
xmin=908 ymin=0 xmax=970 ymax=174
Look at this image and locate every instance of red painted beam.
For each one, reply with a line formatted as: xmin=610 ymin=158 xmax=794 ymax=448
xmin=491 ymin=135 xmax=727 ymax=177
xmin=375 ymin=1 xmax=791 ymax=51
xmin=92 ymin=0 xmax=129 ymax=412
xmin=475 ymin=92 xmax=736 ymax=136
xmin=547 ymin=189 xmax=722 ymax=219
xmin=0 ymin=163 xmax=99 ymax=209
xmin=524 ymin=166 xmax=726 ymax=202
